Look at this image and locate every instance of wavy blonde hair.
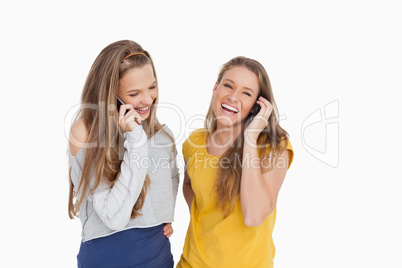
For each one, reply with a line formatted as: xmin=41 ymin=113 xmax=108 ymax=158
xmin=68 ymin=40 xmax=173 ymax=219
xmin=205 ymin=56 xmax=290 ymax=218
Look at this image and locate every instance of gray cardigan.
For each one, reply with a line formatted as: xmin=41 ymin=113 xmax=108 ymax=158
xmin=69 ymin=125 xmax=179 ymax=242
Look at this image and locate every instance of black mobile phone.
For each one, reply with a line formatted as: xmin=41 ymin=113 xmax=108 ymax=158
xmin=245 ymin=96 xmax=261 ymax=127
xmin=252 ymin=102 xmax=261 ymax=117
xmin=250 ymin=95 xmax=261 ymax=119
xmin=116 ymin=95 xmax=128 ymax=114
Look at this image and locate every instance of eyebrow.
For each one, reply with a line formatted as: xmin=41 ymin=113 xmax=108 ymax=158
xmin=223 ymin=79 xmax=256 ymax=93
xmin=126 ymin=80 xmax=157 ymax=93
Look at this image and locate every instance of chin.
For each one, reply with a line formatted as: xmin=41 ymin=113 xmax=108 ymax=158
xmin=141 ymin=114 xmax=150 ymax=121
xmin=215 ymin=115 xmax=242 ymax=128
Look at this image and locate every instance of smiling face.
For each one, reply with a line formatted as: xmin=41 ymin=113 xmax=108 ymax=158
xmin=117 ymin=64 xmax=157 ymax=120
xmin=212 ymin=66 xmax=260 ymax=128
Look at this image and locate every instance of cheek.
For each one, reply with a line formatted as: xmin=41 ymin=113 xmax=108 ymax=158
xmin=126 ymin=99 xmax=140 ymax=107
xmin=241 ymin=100 xmax=255 ymax=116
xmin=212 ymin=90 xmax=223 ymax=105
xmin=215 ymin=87 xmax=226 ymax=98
xmin=150 ymin=89 xmax=158 ymax=100
xmin=212 ymin=94 xmax=220 ymax=112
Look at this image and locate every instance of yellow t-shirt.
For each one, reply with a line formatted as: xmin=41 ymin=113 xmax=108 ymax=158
xmin=177 ymin=129 xmax=294 ymax=268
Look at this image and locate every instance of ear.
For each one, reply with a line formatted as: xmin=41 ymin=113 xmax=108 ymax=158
xmin=212 ymin=81 xmax=218 ymax=93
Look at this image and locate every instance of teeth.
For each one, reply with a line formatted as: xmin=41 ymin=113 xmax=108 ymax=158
xmin=136 ymin=106 xmax=149 ymax=111
xmin=222 ymin=103 xmax=239 ymax=113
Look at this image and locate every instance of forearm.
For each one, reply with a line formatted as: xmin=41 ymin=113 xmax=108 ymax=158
xmin=92 ymin=126 xmax=148 ymax=230
xmin=240 ymin=141 xmax=273 ymax=226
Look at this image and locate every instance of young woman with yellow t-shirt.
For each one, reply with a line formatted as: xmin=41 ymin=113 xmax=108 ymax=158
xmin=177 ymin=56 xmax=294 ymax=268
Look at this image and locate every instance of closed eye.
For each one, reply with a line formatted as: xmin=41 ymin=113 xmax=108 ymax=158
xmin=243 ymin=92 xmax=252 ymax=97
xmin=149 ymin=81 xmax=157 ymax=90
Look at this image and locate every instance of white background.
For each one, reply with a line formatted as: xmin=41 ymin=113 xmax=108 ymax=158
xmin=1 ymin=0 xmax=401 ymax=267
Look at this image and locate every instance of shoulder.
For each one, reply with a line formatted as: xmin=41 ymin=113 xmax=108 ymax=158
xmin=153 ymin=124 xmax=176 ymax=147
xmin=161 ymin=124 xmax=174 ymax=138
xmin=185 ymin=128 xmax=206 ymax=146
xmin=260 ymin=138 xmax=294 ymax=169
xmin=281 ymin=138 xmax=292 ymax=151
xmin=283 ymin=138 xmax=294 ymax=168
xmin=276 ymin=138 xmax=294 ymax=169
xmin=182 ymin=128 xmax=206 ymax=162
xmin=69 ymin=119 xmax=88 ymax=157
xmin=262 ymin=137 xmax=293 ymax=153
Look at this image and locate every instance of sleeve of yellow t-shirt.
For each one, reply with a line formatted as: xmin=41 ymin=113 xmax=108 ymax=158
xmin=182 ymin=129 xmax=204 ymax=163
xmin=284 ymin=139 xmax=294 ymax=169
xmin=260 ymin=139 xmax=294 ymax=170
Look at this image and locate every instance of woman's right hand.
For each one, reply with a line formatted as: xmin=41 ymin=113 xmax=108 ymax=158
xmin=118 ymin=104 xmax=142 ymax=132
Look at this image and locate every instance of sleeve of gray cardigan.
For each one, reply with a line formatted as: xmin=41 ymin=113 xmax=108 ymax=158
xmin=171 ymin=150 xmax=179 ymax=212
xmin=91 ymin=125 xmax=149 ymax=231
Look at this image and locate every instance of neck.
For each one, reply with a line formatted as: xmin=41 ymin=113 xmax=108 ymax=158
xmin=211 ymin=121 xmax=243 ymax=148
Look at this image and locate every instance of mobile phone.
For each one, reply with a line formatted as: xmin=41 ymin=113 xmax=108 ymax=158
xmin=244 ymin=95 xmax=262 ymax=128
xmin=250 ymin=95 xmax=261 ymax=120
xmin=251 ymin=102 xmax=261 ymax=117
xmin=116 ymin=95 xmax=128 ymax=114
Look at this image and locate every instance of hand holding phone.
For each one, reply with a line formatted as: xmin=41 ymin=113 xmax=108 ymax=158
xmin=116 ymin=95 xmax=142 ymax=131
xmin=244 ymin=96 xmax=261 ymax=129
xmin=248 ymin=94 xmax=262 ymax=121
xmin=244 ymin=96 xmax=273 ymax=141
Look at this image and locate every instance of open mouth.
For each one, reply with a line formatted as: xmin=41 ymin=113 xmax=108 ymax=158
xmin=221 ymin=103 xmax=239 ymax=115
xmin=134 ymin=106 xmax=150 ymax=114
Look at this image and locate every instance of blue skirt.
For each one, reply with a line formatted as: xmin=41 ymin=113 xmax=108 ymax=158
xmin=77 ymin=224 xmax=173 ymax=268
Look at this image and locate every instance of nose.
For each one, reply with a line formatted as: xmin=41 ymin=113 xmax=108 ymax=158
xmin=141 ymin=91 xmax=154 ymax=106
xmin=227 ymin=91 xmax=239 ymax=103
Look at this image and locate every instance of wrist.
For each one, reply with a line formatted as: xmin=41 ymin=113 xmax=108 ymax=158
xmin=244 ymin=131 xmax=258 ymax=146
xmin=123 ymin=125 xmax=147 ymax=148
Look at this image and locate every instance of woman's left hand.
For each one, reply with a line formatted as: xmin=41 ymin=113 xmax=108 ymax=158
xmin=163 ymin=223 xmax=174 ymax=238
xmin=245 ymin=96 xmax=273 ymax=143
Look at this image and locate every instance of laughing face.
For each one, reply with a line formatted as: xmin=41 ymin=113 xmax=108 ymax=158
xmin=212 ymin=66 xmax=260 ymax=128
xmin=117 ymin=64 xmax=157 ymax=120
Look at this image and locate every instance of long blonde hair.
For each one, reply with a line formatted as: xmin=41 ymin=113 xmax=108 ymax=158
xmin=205 ymin=56 xmax=290 ymax=217
xmin=68 ymin=40 xmax=173 ymax=219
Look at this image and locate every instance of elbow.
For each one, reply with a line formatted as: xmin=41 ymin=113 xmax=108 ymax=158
xmin=243 ymin=207 xmax=275 ymax=227
xmin=101 ymin=212 xmax=131 ymax=231
xmin=105 ymin=220 xmax=129 ymax=231
xmin=94 ymin=208 xmax=130 ymax=231
xmin=244 ymin=216 xmax=264 ymax=227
